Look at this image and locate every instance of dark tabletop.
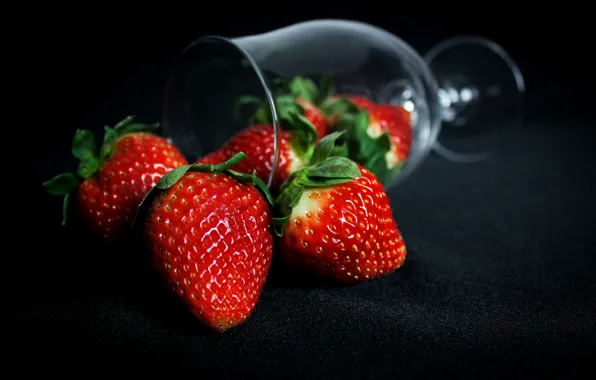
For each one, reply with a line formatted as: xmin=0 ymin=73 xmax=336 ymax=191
xmin=8 ymin=12 xmax=596 ymax=378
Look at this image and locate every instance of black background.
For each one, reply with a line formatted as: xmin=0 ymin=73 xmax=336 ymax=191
xmin=9 ymin=5 xmax=596 ymax=378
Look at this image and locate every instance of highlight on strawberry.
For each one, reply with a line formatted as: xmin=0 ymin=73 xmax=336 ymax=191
xmin=43 ymin=116 xmax=188 ymax=242
xmin=136 ymin=152 xmax=276 ymax=333
xmin=272 ymin=132 xmax=407 ymax=285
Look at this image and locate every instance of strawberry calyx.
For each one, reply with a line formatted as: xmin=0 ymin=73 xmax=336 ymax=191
xmin=289 ymin=75 xmax=363 ymax=120
xmin=234 ymin=75 xmax=340 ymax=157
xmin=286 ymin=75 xmax=334 ymax=106
xmin=42 ymin=115 xmax=160 ymax=226
xmin=236 ymin=92 xmax=318 ymax=159
xmin=272 ymin=131 xmax=361 ymax=236
xmin=332 ymin=109 xmax=395 ymax=184
xmin=132 ymin=152 xmax=276 ymax=231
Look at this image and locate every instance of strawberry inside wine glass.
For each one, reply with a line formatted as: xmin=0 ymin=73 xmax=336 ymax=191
xmin=162 ymin=19 xmax=525 ymax=192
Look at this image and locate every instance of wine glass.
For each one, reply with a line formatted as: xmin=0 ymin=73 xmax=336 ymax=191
xmin=162 ymin=19 xmax=525 ymax=191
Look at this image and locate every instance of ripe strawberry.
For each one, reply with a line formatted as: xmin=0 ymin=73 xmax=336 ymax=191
xmin=273 ymin=132 xmax=407 ymax=284
xmin=139 ymin=153 xmax=275 ymax=332
xmin=43 ymin=116 xmax=188 ymax=242
xmin=196 ymin=115 xmax=317 ymax=193
xmin=324 ymin=102 xmax=412 ymax=184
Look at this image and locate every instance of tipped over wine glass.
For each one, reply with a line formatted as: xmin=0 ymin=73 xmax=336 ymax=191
xmin=162 ymin=19 xmax=525 ymax=191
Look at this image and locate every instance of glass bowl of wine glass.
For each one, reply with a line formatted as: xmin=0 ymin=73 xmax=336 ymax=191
xmin=162 ymin=19 xmax=525 ymax=192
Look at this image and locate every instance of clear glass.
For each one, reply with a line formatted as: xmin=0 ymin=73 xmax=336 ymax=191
xmin=162 ymin=19 xmax=525 ymax=191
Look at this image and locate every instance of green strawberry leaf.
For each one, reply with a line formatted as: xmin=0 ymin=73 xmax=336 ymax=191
xmin=155 ymin=165 xmax=194 ymax=190
xmin=226 ymin=169 xmax=275 ymax=207
xmin=235 ymin=95 xmax=263 ymax=108
xmin=333 ymin=109 xmax=395 ymax=184
xmin=304 ymin=156 xmax=361 ymax=182
xmin=321 ymin=98 xmax=360 ymax=118
xmin=213 ymin=152 xmax=249 ymax=171
xmin=43 ymin=173 xmax=79 ymax=196
xmin=251 ymin=105 xmax=271 ymax=125
xmin=42 ymin=172 xmax=80 ymax=226
xmin=62 ymin=193 xmax=71 ymax=227
xmin=238 ymin=92 xmax=318 ymax=161
xmin=289 ymin=76 xmax=319 ymax=104
xmin=362 ymin=150 xmax=390 ymax=184
xmin=330 ymin=145 xmax=349 ymax=158
xmin=71 ymin=129 xmax=97 ymax=161
xmin=318 ymin=74 xmax=334 ymax=104
xmin=71 ymin=129 xmax=100 ymax=179
xmin=113 ymin=115 xmax=135 ymax=133
xmin=309 ymin=131 xmax=346 ymax=165
xmin=273 ymin=155 xmax=362 ymax=233
xmin=375 ymin=131 xmax=392 ymax=152
xmin=77 ymin=159 xmax=100 ymax=179
xmin=283 ymin=111 xmax=318 ymax=156
xmin=100 ymin=126 xmax=118 ymax=161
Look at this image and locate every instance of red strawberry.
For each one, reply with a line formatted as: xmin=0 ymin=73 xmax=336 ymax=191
xmin=196 ymin=113 xmax=317 ymax=193
xmin=273 ymin=133 xmax=407 ymax=284
xmin=323 ymin=101 xmax=412 ymax=184
xmin=43 ymin=116 xmax=188 ymax=242
xmin=139 ymin=153 xmax=275 ymax=332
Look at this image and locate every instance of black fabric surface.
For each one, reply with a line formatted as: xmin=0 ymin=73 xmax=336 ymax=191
xmin=8 ymin=10 xmax=595 ymax=377
xmin=9 ymin=118 xmax=596 ymax=378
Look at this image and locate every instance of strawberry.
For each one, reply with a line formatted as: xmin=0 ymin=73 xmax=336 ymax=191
xmin=196 ymin=113 xmax=318 ymax=193
xmin=324 ymin=100 xmax=413 ymax=184
xmin=43 ymin=116 xmax=188 ymax=242
xmin=273 ymin=132 xmax=407 ymax=284
xmin=138 ymin=153 xmax=275 ymax=332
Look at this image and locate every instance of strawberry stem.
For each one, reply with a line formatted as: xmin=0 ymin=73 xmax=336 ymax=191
xmin=309 ymin=131 xmax=347 ymax=165
xmin=332 ymin=110 xmax=395 ymax=184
